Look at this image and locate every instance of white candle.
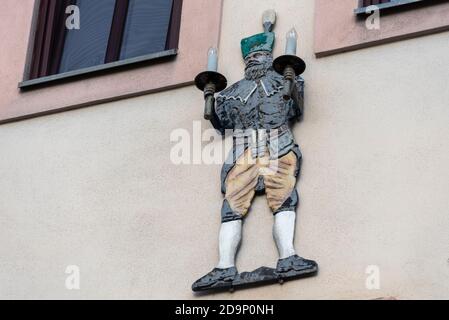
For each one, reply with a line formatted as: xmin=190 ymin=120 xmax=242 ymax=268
xmin=207 ymin=47 xmax=218 ymax=72
xmin=285 ymin=28 xmax=298 ymax=56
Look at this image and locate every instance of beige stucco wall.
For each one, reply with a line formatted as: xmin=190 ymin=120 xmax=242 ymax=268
xmin=1 ymin=0 xmax=449 ymax=299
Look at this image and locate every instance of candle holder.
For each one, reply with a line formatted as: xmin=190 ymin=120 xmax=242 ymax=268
xmin=273 ymin=55 xmax=306 ymax=101
xmin=194 ymin=71 xmax=227 ymax=120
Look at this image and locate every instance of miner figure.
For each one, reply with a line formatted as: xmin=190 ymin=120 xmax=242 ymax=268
xmin=192 ymin=12 xmax=318 ymax=291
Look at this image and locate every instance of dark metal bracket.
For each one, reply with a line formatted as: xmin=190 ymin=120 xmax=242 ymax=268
xmin=194 ymin=71 xmax=227 ymax=120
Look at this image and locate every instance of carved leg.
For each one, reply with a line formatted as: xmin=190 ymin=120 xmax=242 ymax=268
xmin=219 ymin=148 xmax=258 ymax=268
xmin=217 ymin=220 xmax=242 ymax=269
xmin=273 ymin=211 xmax=296 ymax=259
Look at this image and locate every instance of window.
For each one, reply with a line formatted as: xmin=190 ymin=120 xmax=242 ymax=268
xmin=359 ymin=0 xmax=393 ymax=6
xmin=355 ymin=0 xmax=441 ymax=15
xmin=29 ymin=0 xmax=182 ymax=80
xmin=315 ymin=0 xmax=449 ymax=57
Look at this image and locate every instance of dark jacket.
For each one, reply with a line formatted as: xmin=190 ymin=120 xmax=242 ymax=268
xmin=211 ymin=69 xmax=305 ymax=194
xmin=212 ymin=69 xmax=304 ymax=132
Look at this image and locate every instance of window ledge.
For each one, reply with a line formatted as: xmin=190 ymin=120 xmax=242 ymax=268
xmin=19 ymin=49 xmax=178 ymax=89
xmin=355 ymin=0 xmax=426 ymax=15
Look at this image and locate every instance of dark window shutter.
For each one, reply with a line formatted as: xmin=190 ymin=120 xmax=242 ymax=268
xmin=119 ymin=0 xmax=174 ymax=60
xmin=29 ymin=0 xmax=75 ymax=79
xmin=165 ymin=0 xmax=183 ymax=50
xmin=361 ymin=0 xmax=370 ymax=6
xmin=28 ymin=0 xmax=183 ymax=80
xmin=59 ymin=0 xmax=117 ymax=73
xmin=360 ymin=0 xmax=392 ymax=7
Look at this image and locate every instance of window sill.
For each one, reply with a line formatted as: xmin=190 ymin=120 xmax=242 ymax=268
xmin=355 ymin=0 xmax=426 ymax=15
xmin=19 ymin=49 xmax=178 ymax=90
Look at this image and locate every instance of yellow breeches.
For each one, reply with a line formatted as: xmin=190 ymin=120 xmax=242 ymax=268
xmin=224 ymin=148 xmax=297 ymax=216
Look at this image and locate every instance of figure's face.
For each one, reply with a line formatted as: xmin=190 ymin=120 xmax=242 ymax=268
xmin=245 ymin=51 xmax=271 ymax=68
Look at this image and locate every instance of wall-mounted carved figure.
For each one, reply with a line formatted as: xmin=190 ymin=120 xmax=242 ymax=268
xmin=193 ymin=10 xmax=318 ymax=293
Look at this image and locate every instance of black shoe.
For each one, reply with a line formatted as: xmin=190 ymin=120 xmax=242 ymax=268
xmin=192 ymin=267 xmax=238 ymax=292
xmin=275 ymin=255 xmax=318 ymax=279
